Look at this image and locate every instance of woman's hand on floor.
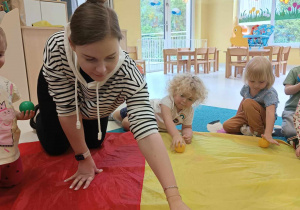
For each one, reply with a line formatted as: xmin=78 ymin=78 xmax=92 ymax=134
xmin=64 ymin=156 xmax=103 ymax=190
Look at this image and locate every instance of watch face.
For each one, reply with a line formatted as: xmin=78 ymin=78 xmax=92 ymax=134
xmin=75 ymin=154 xmax=85 ymax=161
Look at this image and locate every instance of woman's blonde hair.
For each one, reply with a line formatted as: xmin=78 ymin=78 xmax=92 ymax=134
xmin=168 ymin=73 xmax=207 ymax=106
xmin=243 ymin=56 xmax=275 ymax=89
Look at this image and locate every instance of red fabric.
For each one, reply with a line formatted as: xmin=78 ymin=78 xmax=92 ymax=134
xmin=0 ymin=132 xmax=145 ymax=210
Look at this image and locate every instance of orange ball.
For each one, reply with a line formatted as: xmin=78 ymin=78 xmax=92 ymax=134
xmin=175 ymin=143 xmax=186 ymax=153
xmin=258 ymin=138 xmax=270 ymax=148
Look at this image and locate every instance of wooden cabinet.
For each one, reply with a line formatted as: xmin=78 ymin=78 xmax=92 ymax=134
xmin=22 ymin=26 xmax=63 ymax=104
xmin=0 ymin=9 xmax=29 ymax=107
xmin=23 ymin=0 xmax=68 ymax=26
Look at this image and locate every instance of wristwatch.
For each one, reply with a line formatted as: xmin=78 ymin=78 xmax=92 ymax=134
xmin=75 ymin=150 xmax=91 ymax=161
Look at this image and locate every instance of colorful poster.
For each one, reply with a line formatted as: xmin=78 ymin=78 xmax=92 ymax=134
xmin=275 ymin=0 xmax=300 ymax=20
xmin=239 ymin=0 xmax=272 ymax=23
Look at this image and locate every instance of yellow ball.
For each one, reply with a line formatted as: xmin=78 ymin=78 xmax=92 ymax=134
xmin=258 ymin=138 xmax=270 ymax=148
xmin=175 ymin=144 xmax=186 ymax=153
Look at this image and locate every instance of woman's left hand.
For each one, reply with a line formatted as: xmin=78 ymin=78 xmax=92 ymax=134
xmin=16 ymin=110 xmax=35 ymax=120
xmin=64 ymin=156 xmax=103 ymax=190
xmin=261 ymin=133 xmax=280 ymax=146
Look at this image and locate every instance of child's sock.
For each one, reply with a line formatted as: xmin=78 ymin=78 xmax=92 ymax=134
xmin=240 ymin=124 xmax=253 ymax=136
xmin=207 ymin=120 xmax=223 ymax=133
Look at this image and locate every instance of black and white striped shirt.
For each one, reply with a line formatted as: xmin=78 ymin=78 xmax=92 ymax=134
xmin=42 ymin=30 xmax=158 ymax=140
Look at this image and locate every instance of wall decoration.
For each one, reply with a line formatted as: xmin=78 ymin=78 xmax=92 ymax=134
xmin=230 ymin=26 xmax=249 ymax=47
xmin=150 ymin=0 xmax=161 ymax=6
xmin=171 ymin=8 xmax=182 ymax=15
xmin=239 ymin=0 xmax=272 ymax=23
xmin=276 ymin=0 xmax=300 ymax=20
xmin=280 ymin=0 xmax=290 ymax=4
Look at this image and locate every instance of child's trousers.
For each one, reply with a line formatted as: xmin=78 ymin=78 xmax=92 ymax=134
xmin=0 ymin=157 xmax=23 ymax=187
xmin=223 ymin=99 xmax=266 ymax=136
xmin=282 ymin=110 xmax=297 ymax=139
xmin=36 ymin=70 xmax=108 ymax=156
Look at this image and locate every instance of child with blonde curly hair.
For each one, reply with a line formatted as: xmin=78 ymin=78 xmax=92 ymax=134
xmin=223 ymin=56 xmax=279 ymax=146
xmin=113 ymin=73 xmax=207 ymax=148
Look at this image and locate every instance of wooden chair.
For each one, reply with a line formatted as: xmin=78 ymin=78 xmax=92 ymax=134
xmin=263 ymin=46 xmax=282 ymax=77
xmin=127 ymin=46 xmax=146 ymax=75
xmin=177 ymin=47 xmax=191 ymax=73
xmin=227 ymin=47 xmax=249 ymax=77
xmin=163 ymin=49 xmax=177 ymax=74
xmin=208 ymin=47 xmax=217 ymax=73
xmin=280 ymin=46 xmax=291 ymax=75
xmin=192 ymin=48 xmax=208 ymax=74
xmin=178 ymin=48 xmax=190 ymax=51
xmin=176 ymin=48 xmax=191 ymax=73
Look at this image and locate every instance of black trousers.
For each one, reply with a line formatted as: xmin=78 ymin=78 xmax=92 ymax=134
xmin=36 ymin=70 xmax=108 ymax=155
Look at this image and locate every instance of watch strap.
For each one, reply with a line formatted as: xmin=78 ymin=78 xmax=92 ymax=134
xmin=75 ymin=150 xmax=91 ymax=161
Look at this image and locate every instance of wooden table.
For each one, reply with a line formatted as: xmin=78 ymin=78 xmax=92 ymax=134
xmin=225 ymin=48 xmax=270 ymax=78
xmin=177 ymin=50 xmax=195 ymax=72
xmin=175 ymin=49 xmax=220 ymax=73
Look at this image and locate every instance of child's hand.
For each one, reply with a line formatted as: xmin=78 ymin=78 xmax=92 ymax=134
xmin=183 ymin=134 xmax=192 ymax=144
xmin=171 ymin=134 xmax=185 ymax=150
xmin=16 ymin=110 xmax=35 ymax=120
xmin=261 ymin=134 xmax=280 ymax=146
xmin=296 ymin=146 xmax=300 ymax=157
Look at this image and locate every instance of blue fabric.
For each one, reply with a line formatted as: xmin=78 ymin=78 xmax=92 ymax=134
xmin=109 ymin=105 xmax=285 ymax=141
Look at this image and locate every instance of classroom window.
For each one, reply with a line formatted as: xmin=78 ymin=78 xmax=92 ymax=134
xmin=239 ymin=0 xmax=300 ymax=46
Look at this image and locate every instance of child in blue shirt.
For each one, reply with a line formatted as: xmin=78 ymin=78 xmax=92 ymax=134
xmin=223 ymin=56 xmax=279 ymax=146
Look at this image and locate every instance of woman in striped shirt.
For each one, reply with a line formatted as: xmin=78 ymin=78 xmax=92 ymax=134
xmin=33 ymin=0 xmax=190 ymax=209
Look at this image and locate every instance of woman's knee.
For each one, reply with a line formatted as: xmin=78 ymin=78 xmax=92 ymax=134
xmin=40 ymin=141 xmax=69 ymax=156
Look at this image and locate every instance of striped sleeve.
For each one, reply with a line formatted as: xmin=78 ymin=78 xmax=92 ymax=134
xmin=124 ymin=64 xmax=158 ymax=140
xmin=42 ymin=32 xmax=77 ymax=116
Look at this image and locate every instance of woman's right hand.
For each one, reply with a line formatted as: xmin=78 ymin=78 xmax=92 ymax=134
xmin=64 ymin=156 xmax=103 ymax=190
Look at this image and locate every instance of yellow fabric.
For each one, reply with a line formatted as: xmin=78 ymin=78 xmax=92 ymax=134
xmin=141 ymin=132 xmax=300 ymax=210
xmin=32 ymin=20 xmax=63 ymax=28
